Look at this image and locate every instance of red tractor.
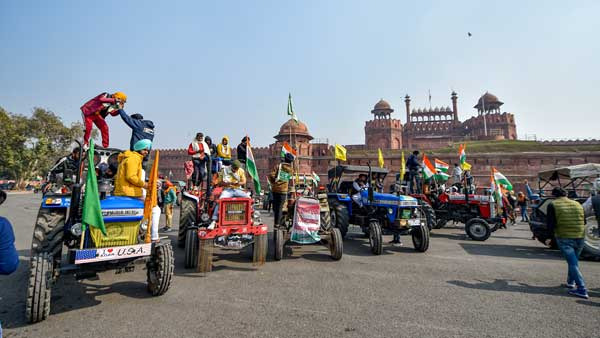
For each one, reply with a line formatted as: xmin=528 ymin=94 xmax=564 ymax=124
xmin=178 ymin=173 xmax=268 ymax=272
xmin=410 ymin=186 xmax=506 ymax=241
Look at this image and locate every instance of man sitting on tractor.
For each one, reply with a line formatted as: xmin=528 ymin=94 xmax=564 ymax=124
xmin=209 ymin=160 xmax=250 ymax=229
xmin=47 ymin=147 xmax=81 ymax=187
xmin=351 ymin=174 xmax=369 ymax=207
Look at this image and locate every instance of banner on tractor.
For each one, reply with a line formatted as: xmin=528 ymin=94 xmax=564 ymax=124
xmin=290 ymin=197 xmax=321 ymax=244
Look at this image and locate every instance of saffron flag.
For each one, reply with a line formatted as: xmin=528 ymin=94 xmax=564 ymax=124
xmin=458 ymin=144 xmax=466 ymax=164
xmin=287 ymin=93 xmax=298 ymax=123
xmin=493 ymin=167 xmax=513 ymax=191
xmin=434 ymin=158 xmax=449 ymax=173
xmin=334 ymin=144 xmax=347 ymax=161
xmin=246 ymin=139 xmax=262 ymax=193
xmin=400 ymin=151 xmax=406 ymax=181
xmin=81 ymin=139 xmax=107 ymax=236
xmin=281 ymin=141 xmax=297 ymax=159
xmin=422 ymin=154 xmax=436 ymax=179
xmin=143 ymin=149 xmax=160 ymax=243
xmin=378 ymin=148 xmax=384 ymax=168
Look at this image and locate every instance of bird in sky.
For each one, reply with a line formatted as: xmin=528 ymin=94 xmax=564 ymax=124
xmin=468 ymin=32 xmax=472 ymax=37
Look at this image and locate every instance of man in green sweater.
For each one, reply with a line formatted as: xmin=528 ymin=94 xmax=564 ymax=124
xmin=545 ymin=187 xmax=588 ymax=299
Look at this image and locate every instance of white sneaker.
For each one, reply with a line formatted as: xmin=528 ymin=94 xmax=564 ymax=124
xmin=207 ymin=221 xmax=216 ymax=230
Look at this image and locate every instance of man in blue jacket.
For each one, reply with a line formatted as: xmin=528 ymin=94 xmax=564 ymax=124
xmin=0 ymin=190 xmax=18 ymax=275
xmin=118 ymin=110 xmax=155 ymax=151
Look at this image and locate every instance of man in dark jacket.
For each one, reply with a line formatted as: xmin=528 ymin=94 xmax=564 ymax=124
xmin=0 ymin=190 xmax=18 ymax=275
xmin=268 ymin=153 xmax=294 ymax=227
xmin=546 ymin=187 xmax=588 ymax=299
xmin=406 ymin=150 xmax=421 ymax=194
xmin=118 ymin=110 xmax=155 ymax=151
xmin=237 ymin=136 xmax=249 ymax=164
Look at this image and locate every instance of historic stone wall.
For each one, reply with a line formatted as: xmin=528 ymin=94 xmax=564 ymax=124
xmin=364 ymin=119 xmax=403 ymax=150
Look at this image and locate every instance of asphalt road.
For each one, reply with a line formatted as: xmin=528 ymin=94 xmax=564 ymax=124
xmin=1 ymin=193 xmax=599 ymax=338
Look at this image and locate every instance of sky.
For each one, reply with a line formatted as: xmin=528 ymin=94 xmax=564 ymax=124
xmin=1 ymin=0 xmax=598 ymax=150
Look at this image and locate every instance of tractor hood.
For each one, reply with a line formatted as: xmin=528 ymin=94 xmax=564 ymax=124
xmin=359 ymin=190 xmax=419 ymax=207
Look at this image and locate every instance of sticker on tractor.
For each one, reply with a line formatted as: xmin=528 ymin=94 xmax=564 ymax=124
xmin=74 ymin=243 xmax=152 ymax=264
xmin=290 ymin=197 xmax=321 ymax=244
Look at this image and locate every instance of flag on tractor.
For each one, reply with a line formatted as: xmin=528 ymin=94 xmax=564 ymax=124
xmin=281 ymin=141 xmax=297 ymax=159
xmin=81 ymin=139 xmax=107 ymax=236
xmin=276 ymin=163 xmax=292 ymax=182
xmin=143 ymin=149 xmax=160 ymax=243
xmin=422 ymin=154 xmax=436 ymax=179
xmin=378 ymin=148 xmax=384 ymax=168
xmin=434 ymin=158 xmax=449 ymax=173
xmin=458 ymin=144 xmax=466 ymax=165
xmin=334 ymin=144 xmax=347 ymax=161
xmin=434 ymin=171 xmax=450 ymax=182
xmin=287 ymin=93 xmax=298 ymax=123
xmin=493 ymin=167 xmax=513 ymax=191
xmin=246 ymin=139 xmax=261 ymax=193
xmin=462 ymin=162 xmax=472 ymax=171
xmin=312 ymin=171 xmax=320 ymax=184
xmin=400 ymin=151 xmax=406 ymax=181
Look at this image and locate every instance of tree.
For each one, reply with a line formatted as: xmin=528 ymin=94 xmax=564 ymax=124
xmin=0 ymin=106 xmax=95 ymax=187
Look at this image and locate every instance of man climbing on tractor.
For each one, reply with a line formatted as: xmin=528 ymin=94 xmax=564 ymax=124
xmin=209 ymin=160 xmax=250 ymax=229
xmin=80 ymin=91 xmax=127 ymax=148
xmin=267 ymin=153 xmax=294 ymax=228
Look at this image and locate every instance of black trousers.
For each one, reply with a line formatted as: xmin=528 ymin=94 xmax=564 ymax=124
xmin=272 ymin=192 xmax=287 ymax=227
xmin=192 ymin=159 xmax=206 ymax=186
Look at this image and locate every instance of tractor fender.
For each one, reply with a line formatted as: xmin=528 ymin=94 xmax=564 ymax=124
xmin=182 ymin=191 xmax=199 ymax=203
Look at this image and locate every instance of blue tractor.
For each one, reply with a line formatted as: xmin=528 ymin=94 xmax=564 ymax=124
xmin=26 ymin=144 xmax=174 ymax=323
xmin=327 ymin=165 xmax=429 ymax=254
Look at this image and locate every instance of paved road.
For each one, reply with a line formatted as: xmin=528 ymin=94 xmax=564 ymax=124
xmin=1 ymin=193 xmax=599 ymax=338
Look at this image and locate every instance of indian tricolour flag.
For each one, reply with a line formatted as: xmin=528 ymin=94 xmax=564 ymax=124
xmin=458 ymin=144 xmax=466 ymax=164
xmin=246 ymin=138 xmax=261 ymax=193
xmin=422 ymin=154 xmax=436 ymax=179
xmin=434 ymin=159 xmax=449 ymax=173
xmin=281 ymin=141 xmax=297 ymax=159
xmin=493 ymin=167 xmax=513 ymax=191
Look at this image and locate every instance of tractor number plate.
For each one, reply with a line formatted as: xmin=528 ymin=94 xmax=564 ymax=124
xmin=408 ymin=219 xmax=421 ymax=226
xmin=74 ymin=243 xmax=152 ymax=264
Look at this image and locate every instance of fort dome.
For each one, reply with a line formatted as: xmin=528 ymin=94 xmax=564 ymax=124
xmin=474 ymin=92 xmax=504 ymax=111
xmin=374 ymin=99 xmax=392 ymax=110
xmin=276 ymin=118 xmax=313 ymax=141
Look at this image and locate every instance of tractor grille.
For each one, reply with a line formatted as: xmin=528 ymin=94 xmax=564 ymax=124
xmin=222 ymin=200 xmax=249 ymax=225
xmin=90 ymin=221 xmax=140 ymax=248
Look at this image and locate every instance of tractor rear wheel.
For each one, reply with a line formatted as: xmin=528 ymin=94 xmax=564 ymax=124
xmin=274 ymin=229 xmax=285 ymax=261
xmin=329 ymin=199 xmax=350 ymax=238
xmin=253 ymin=234 xmax=268 ymax=266
xmin=26 ymin=253 xmax=53 ymax=323
xmin=329 ymin=228 xmax=343 ymax=260
xmin=582 ymin=216 xmax=600 ymax=259
xmin=419 ymin=201 xmax=436 ymax=231
xmin=368 ymin=220 xmax=383 ymax=255
xmin=147 ymin=243 xmax=174 ymax=296
xmin=411 ymin=226 xmax=430 ymax=252
xmin=465 ymin=218 xmax=492 ymax=241
xmin=184 ymin=228 xmax=199 ymax=269
xmin=178 ymin=198 xmax=197 ymax=248
xmin=198 ymin=239 xmax=214 ymax=273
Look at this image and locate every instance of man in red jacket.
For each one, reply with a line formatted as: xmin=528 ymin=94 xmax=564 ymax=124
xmin=80 ymin=92 xmax=127 ymax=147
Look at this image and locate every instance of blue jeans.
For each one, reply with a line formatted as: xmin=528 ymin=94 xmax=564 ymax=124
xmin=520 ymin=206 xmax=529 ymax=221
xmin=556 ymin=238 xmax=586 ymax=289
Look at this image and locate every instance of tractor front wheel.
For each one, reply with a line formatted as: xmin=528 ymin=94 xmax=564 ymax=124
xmin=253 ymin=234 xmax=268 ymax=266
xmin=411 ymin=226 xmax=430 ymax=252
xmin=465 ymin=218 xmax=492 ymax=241
xmin=26 ymin=253 xmax=53 ymax=323
xmin=198 ymin=239 xmax=214 ymax=273
xmin=274 ymin=229 xmax=285 ymax=261
xmin=368 ymin=220 xmax=383 ymax=255
xmin=178 ymin=198 xmax=197 ymax=248
xmin=329 ymin=228 xmax=343 ymax=260
xmin=147 ymin=243 xmax=174 ymax=296
xmin=184 ymin=228 xmax=199 ymax=269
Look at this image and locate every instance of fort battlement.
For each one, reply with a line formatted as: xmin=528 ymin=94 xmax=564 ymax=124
xmin=364 ymin=118 xmax=402 ymax=129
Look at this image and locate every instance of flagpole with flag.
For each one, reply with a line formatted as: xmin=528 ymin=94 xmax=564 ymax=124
xmin=143 ymin=150 xmax=160 ymax=243
xmin=400 ymin=151 xmax=406 ymax=183
xmin=246 ymin=137 xmax=261 ymax=194
xmin=81 ymin=139 xmax=107 ymax=249
xmin=378 ymin=148 xmax=384 ymax=168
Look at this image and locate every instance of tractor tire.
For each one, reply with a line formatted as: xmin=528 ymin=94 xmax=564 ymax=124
xmin=329 ymin=199 xmax=350 ymax=238
xmin=465 ymin=218 xmax=492 ymax=241
xmin=329 ymin=228 xmax=343 ymax=260
xmin=253 ymin=234 xmax=268 ymax=266
xmin=368 ymin=220 xmax=383 ymax=255
xmin=147 ymin=243 xmax=174 ymax=296
xmin=434 ymin=218 xmax=447 ymax=229
xmin=26 ymin=253 xmax=53 ymax=323
xmin=320 ymin=210 xmax=331 ymax=230
xmin=197 ymin=239 xmax=214 ymax=273
xmin=184 ymin=229 xmax=199 ymax=269
xmin=411 ymin=226 xmax=430 ymax=252
xmin=419 ymin=202 xmax=436 ymax=231
xmin=178 ymin=198 xmax=197 ymax=248
xmin=582 ymin=216 xmax=600 ymax=259
xmin=274 ymin=229 xmax=285 ymax=261
xmin=31 ymin=208 xmax=66 ymax=280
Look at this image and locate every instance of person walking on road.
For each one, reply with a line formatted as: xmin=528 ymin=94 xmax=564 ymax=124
xmin=517 ymin=191 xmax=529 ymax=222
xmin=160 ymin=180 xmax=177 ymax=232
xmin=545 ymin=187 xmax=588 ymax=299
xmin=267 ymin=153 xmax=294 ymax=228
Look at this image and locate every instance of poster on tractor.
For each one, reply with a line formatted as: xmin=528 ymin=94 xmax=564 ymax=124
xmin=290 ymin=197 xmax=321 ymax=244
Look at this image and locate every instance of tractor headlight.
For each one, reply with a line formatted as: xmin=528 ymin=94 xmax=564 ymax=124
xmin=253 ymin=211 xmax=262 ymax=223
xmin=140 ymin=221 xmax=148 ymax=232
xmin=70 ymin=223 xmax=83 ymax=236
xmin=200 ymin=213 xmax=211 ymax=222
xmin=388 ymin=208 xmax=394 ymax=215
xmin=411 ymin=208 xmax=419 ymax=218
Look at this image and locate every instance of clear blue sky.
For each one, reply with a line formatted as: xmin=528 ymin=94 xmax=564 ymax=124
xmin=1 ymin=0 xmax=598 ymax=149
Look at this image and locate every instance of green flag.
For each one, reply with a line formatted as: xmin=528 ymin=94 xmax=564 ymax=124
xmin=287 ymin=93 xmax=298 ymax=123
xmin=276 ymin=164 xmax=292 ymax=182
xmin=82 ymin=139 xmax=106 ymax=236
xmin=246 ymin=139 xmax=262 ymax=193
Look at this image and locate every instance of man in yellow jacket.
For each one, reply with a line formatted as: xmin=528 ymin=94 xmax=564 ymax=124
xmin=114 ymin=139 xmax=161 ymax=242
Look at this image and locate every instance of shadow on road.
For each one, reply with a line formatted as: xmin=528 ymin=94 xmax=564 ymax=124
xmin=459 ymin=242 xmax=562 ymax=260
xmin=448 ymin=279 xmax=600 ymax=306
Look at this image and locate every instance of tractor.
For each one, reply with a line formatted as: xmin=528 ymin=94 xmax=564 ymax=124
xmin=27 ymin=143 xmax=173 ymax=323
xmin=327 ymin=165 xmax=429 ymax=255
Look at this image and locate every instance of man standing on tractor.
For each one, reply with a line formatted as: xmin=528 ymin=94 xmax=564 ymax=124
xmin=452 ymin=163 xmax=462 ymax=185
xmin=160 ymin=180 xmax=177 ymax=232
xmin=118 ymin=110 xmax=155 ymax=151
xmin=114 ymin=139 xmax=161 ymax=242
xmin=268 ymin=153 xmax=294 ymax=228
xmin=217 ymin=136 xmax=232 ymax=162
xmin=545 ymin=187 xmax=588 ymax=299
xmin=209 ymin=160 xmax=250 ymax=229
xmin=80 ymin=91 xmax=127 ymax=148
xmin=406 ymin=150 xmax=421 ymax=194
xmin=237 ymin=136 xmax=249 ymax=165
xmin=187 ymin=133 xmax=207 ymax=187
